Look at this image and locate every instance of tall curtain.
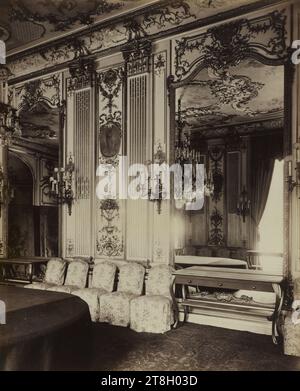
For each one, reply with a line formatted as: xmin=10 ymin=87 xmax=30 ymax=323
xmin=250 ymin=134 xmax=283 ymax=250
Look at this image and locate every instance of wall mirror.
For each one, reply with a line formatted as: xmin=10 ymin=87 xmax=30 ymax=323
xmin=169 ymin=18 xmax=290 ymax=279
xmin=8 ymin=99 xmax=60 ymax=261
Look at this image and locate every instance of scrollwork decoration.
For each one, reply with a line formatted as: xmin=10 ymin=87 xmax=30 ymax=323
xmin=208 ymin=207 xmax=224 ymax=246
xmin=96 ymin=199 xmax=123 ymax=257
xmin=174 ymin=10 xmax=287 ymax=81
xmin=10 ymin=0 xmax=124 ymax=32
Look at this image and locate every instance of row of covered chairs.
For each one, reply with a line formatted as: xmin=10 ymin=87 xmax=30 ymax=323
xmin=24 ymin=258 xmax=175 ymax=334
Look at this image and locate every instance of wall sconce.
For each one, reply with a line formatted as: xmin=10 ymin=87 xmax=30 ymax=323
xmin=287 ymin=150 xmax=300 ymax=193
xmin=49 ymin=155 xmax=75 ymax=216
xmin=204 ymin=171 xmax=214 ymax=197
xmin=0 ymin=165 xmax=14 ymax=218
xmin=0 ymin=103 xmax=19 ymax=146
xmin=237 ymin=186 xmax=251 ymax=223
xmin=148 ymin=143 xmax=167 ymax=215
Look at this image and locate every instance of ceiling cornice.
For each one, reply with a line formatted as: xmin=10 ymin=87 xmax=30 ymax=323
xmin=7 ymin=0 xmax=287 ymax=85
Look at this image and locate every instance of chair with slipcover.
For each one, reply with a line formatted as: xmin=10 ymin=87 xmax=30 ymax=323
xmin=130 ymin=265 xmax=175 ymax=334
xmin=99 ymin=262 xmax=145 ymax=327
xmin=24 ymin=258 xmax=66 ymax=290
xmin=72 ymin=261 xmax=117 ymax=321
xmin=47 ymin=259 xmax=89 ymax=294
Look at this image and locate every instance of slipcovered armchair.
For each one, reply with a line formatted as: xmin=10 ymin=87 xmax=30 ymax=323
xmin=72 ymin=261 xmax=117 ymax=322
xmin=24 ymin=258 xmax=66 ymax=290
xmin=99 ymin=263 xmax=145 ymax=327
xmin=47 ymin=259 xmax=89 ymax=294
xmin=130 ymin=265 xmax=175 ymax=334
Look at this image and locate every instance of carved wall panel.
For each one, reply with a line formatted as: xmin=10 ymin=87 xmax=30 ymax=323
xmin=73 ymin=88 xmax=93 ymax=255
xmin=208 ymin=144 xmax=225 ymax=246
xmin=152 ymin=50 xmax=170 ymax=264
xmin=126 ymin=71 xmax=151 ymax=262
xmin=64 ymin=61 xmax=95 ymax=257
xmin=172 ymin=8 xmax=289 ymax=83
xmin=227 ymin=150 xmax=242 ymax=247
xmin=96 ymin=66 xmax=124 ymax=259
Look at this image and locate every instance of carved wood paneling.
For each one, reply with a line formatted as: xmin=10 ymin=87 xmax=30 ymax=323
xmin=96 ymin=66 xmax=124 ymax=259
xmin=126 ymin=72 xmax=151 ymax=261
xmin=208 ymin=144 xmax=225 ymax=247
xmin=73 ymin=88 xmax=93 ymax=255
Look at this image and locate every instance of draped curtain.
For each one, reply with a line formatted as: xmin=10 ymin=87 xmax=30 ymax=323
xmin=250 ymin=133 xmax=283 ymax=250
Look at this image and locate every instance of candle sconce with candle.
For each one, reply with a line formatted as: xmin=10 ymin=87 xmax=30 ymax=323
xmin=148 ymin=143 xmax=167 ymax=215
xmin=0 ymin=165 xmax=15 ymax=218
xmin=237 ymin=186 xmax=251 ymax=223
xmin=287 ymin=148 xmax=300 ymax=194
xmin=49 ymin=154 xmax=75 ymax=216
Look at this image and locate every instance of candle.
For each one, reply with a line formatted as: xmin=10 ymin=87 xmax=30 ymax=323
xmin=288 ymin=161 xmax=292 ymax=177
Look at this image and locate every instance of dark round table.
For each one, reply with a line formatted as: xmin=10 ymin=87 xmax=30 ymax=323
xmin=0 ymin=285 xmax=91 ymax=370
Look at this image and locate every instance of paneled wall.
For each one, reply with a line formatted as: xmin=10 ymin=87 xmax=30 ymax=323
xmin=126 ymin=72 xmax=151 ymax=261
xmin=96 ymin=64 xmax=125 ymax=260
xmin=4 ymin=1 xmax=294 ymax=270
xmin=64 ymin=69 xmax=95 ymax=257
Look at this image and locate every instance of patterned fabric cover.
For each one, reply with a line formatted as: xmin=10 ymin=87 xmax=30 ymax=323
xmin=117 ymin=263 xmax=145 ymax=295
xmin=23 ymin=258 xmax=66 ymax=290
xmin=44 ymin=258 xmax=66 ymax=285
xmin=46 ymin=259 xmax=89 ymax=294
xmin=99 ymin=292 xmax=137 ymax=327
xmin=130 ymin=295 xmax=174 ymax=333
xmin=72 ymin=262 xmax=117 ymax=322
xmin=73 ymin=288 xmax=108 ymax=321
xmin=47 ymin=285 xmax=79 ymax=294
xmin=146 ymin=265 xmax=174 ymax=298
xmin=23 ymin=282 xmax=56 ymax=290
xmin=91 ymin=261 xmax=117 ymax=291
xmin=64 ymin=259 xmax=89 ymax=288
xmin=99 ymin=263 xmax=145 ymax=327
xmin=130 ymin=265 xmax=175 ymax=334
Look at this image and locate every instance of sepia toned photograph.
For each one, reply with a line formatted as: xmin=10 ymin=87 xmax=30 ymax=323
xmin=0 ymin=0 xmax=300 ymax=377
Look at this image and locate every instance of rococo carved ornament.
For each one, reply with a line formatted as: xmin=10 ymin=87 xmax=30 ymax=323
xmin=8 ymin=0 xmax=196 ymax=80
xmin=174 ymin=10 xmax=287 ymax=81
xmin=98 ymin=68 xmax=123 ymax=159
xmin=208 ymin=207 xmax=224 ymax=246
xmin=209 ymin=145 xmax=224 ymax=203
xmin=68 ymin=57 xmax=95 ymax=92
xmin=97 ymin=199 xmax=123 ymax=257
xmin=10 ymin=0 xmax=124 ymax=32
xmin=18 ymin=75 xmax=61 ymax=111
xmin=122 ymin=39 xmax=152 ymax=76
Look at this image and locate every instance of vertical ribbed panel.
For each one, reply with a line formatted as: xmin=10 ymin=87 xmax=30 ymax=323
xmin=74 ymin=89 xmax=91 ymax=255
xmin=126 ymin=74 xmax=150 ymax=261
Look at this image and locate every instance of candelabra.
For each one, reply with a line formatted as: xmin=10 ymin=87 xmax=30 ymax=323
xmin=49 ymin=155 xmax=75 ymax=216
xmin=237 ymin=186 xmax=251 ymax=223
xmin=175 ymin=99 xmax=214 ymax=205
xmin=175 ymin=99 xmax=202 ymax=165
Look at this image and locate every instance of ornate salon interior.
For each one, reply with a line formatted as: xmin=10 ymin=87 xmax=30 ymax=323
xmin=0 ymin=0 xmax=300 ymax=371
